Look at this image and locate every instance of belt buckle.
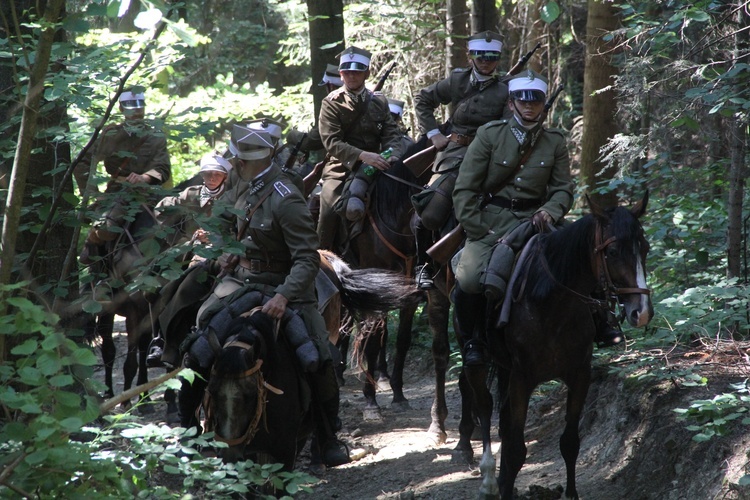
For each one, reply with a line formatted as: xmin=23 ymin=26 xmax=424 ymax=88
xmin=249 ymin=260 xmax=261 ymax=272
xmin=510 ymin=198 xmax=520 ymax=211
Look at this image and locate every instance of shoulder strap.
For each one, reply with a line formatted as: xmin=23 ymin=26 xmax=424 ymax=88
xmin=235 ymin=187 xmax=275 ymax=241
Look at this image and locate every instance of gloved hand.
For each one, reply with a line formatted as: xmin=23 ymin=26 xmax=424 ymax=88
xmin=532 ymin=210 xmax=553 ymax=232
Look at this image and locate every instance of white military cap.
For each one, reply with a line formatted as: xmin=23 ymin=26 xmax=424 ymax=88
xmin=319 ymin=64 xmax=344 ymax=87
xmin=467 ymin=31 xmax=503 ymax=53
xmin=338 ymin=46 xmax=372 ymax=71
xmin=387 ymin=98 xmax=405 ymax=118
xmin=508 ymin=70 xmax=548 ymax=101
xmin=246 ymin=118 xmax=283 ymax=145
xmin=119 ymin=90 xmax=146 ymax=109
xmin=199 ymin=153 xmax=233 ymax=174
xmin=230 ymin=125 xmax=274 ymax=160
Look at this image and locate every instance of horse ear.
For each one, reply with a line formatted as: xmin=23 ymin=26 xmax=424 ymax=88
xmin=586 ymin=194 xmax=609 ymax=222
xmin=208 ymin=328 xmax=222 ymax=355
xmin=630 ymin=190 xmax=649 ymax=219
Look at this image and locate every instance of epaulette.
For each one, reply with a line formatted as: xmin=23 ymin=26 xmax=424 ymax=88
xmin=452 ymin=67 xmax=470 ymax=74
xmin=545 ymin=128 xmax=566 ymax=139
xmin=273 ymin=180 xmax=292 ymax=197
xmin=484 ymin=119 xmax=509 ymax=128
xmin=373 ymin=90 xmax=384 ymax=96
xmin=326 ymin=86 xmax=347 ymax=101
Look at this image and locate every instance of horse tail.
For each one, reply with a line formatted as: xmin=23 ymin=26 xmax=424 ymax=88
xmin=320 ymin=250 xmax=423 ymax=315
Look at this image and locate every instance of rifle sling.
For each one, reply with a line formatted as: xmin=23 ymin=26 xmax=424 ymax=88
xmin=486 ymin=128 xmax=542 ymax=204
xmin=236 ymin=188 xmax=275 ymax=242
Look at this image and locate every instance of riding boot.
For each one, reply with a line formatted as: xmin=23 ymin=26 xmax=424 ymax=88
xmin=454 ymin=283 xmax=488 ymax=366
xmin=178 ymin=354 xmax=207 ymax=432
xmin=146 ymin=334 xmax=165 ymax=368
xmin=309 ymin=360 xmax=350 ymax=467
xmin=414 ymin=219 xmax=435 ymax=290
xmin=592 ymin=304 xmax=624 ymax=347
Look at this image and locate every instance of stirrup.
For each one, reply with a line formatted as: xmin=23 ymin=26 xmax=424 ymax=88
xmin=595 ymin=325 xmax=625 ymax=347
xmin=462 ymin=340 xmax=486 ymax=366
xmin=415 ymin=264 xmax=434 ymax=290
xmin=147 ymin=337 xmax=165 ymax=368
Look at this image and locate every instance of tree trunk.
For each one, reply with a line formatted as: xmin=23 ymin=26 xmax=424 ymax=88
xmin=727 ymin=115 xmax=746 ymax=280
xmin=0 ymin=0 xmax=68 ymax=359
xmin=471 ymin=0 xmax=499 ymax=34
xmin=445 ymin=0 xmax=469 ymax=77
xmin=580 ymin=0 xmax=620 ymax=207
xmin=307 ymin=0 xmax=345 ymax=122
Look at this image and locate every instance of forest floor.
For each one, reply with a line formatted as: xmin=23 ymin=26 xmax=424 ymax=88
xmin=99 ymin=320 xmax=750 ymax=500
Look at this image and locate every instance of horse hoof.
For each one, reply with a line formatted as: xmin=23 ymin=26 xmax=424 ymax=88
xmin=390 ymin=400 xmax=411 ymax=413
xmin=376 ymin=378 xmax=391 ymax=392
xmin=451 ymin=447 xmax=474 ymax=465
xmin=363 ymin=407 xmax=383 ymax=421
xmin=426 ymin=425 xmax=447 ymax=446
xmin=308 ymin=463 xmax=326 ymax=476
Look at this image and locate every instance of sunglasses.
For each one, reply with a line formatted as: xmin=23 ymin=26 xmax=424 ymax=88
xmin=469 ymin=51 xmax=501 ymax=62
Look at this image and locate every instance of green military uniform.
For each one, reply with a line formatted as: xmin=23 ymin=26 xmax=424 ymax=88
xmin=415 ymin=67 xmax=511 ymax=174
xmin=197 ymin=164 xmax=329 ymax=360
xmin=75 ymin=120 xmax=171 ymax=194
xmin=155 ymin=183 xmax=226 ymax=245
xmin=317 ymin=87 xmax=405 ymax=250
xmin=453 ymin=118 xmax=574 ymax=294
xmin=76 ymin=120 xmax=171 ymax=243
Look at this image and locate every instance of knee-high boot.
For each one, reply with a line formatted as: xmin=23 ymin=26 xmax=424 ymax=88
xmin=309 ymin=360 xmax=350 ymax=467
xmin=414 ymin=218 xmax=435 ymax=290
xmin=178 ymin=355 xmax=208 ymax=431
xmin=453 ymin=283 xmax=488 ymax=365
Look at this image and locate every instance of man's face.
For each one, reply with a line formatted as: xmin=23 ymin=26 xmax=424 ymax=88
xmin=340 ymin=69 xmax=370 ymax=92
xmin=509 ymin=98 xmax=545 ymax=123
xmin=470 ymin=57 xmax=500 ymax=76
xmin=120 ymin=104 xmax=145 ymax=121
xmin=200 ymin=171 xmax=227 ymax=190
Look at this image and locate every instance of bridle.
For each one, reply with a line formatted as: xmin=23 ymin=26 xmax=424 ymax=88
xmin=593 ymin=220 xmax=651 ymax=299
xmin=202 ymin=336 xmax=283 ymax=448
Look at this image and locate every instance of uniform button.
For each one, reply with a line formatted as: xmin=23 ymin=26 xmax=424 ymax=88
xmin=503 ymin=160 xmax=508 ymax=165
xmin=516 ymin=177 xmax=522 ymax=181
xmin=541 ymin=161 xmax=545 ymax=165
xmin=515 ymin=187 xmax=520 ymax=191
xmin=520 ymin=164 xmax=525 ymax=168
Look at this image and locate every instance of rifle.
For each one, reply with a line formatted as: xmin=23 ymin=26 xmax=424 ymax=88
xmin=501 ymin=42 xmax=542 ymax=82
xmin=425 ymin=83 xmax=565 ymax=264
xmin=402 ymin=43 xmax=542 ymax=177
xmin=374 ymin=61 xmax=397 ymax=92
xmin=285 ymin=132 xmax=307 ymax=171
xmin=426 ymin=224 xmax=465 ymax=265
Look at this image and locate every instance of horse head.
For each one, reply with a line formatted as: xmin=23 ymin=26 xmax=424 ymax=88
xmin=206 ymin=315 xmax=270 ymax=462
xmin=590 ymin=191 xmax=653 ymax=328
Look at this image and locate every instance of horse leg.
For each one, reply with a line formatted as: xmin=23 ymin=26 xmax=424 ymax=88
xmin=98 ymin=313 xmax=116 ymax=399
xmin=464 ymin=363 xmax=497 ymax=498
xmin=559 ymin=370 xmax=591 ymax=500
xmin=390 ymin=303 xmax=418 ymax=412
xmin=121 ymin=314 xmax=141 ymax=410
xmin=361 ymin=320 xmax=384 ymax=421
xmin=335 ymin=334 xmax=350 ymax=387
xmin=376 ymin=324 xmax=390 ymax=391
xmin=498 ymin=371 xmax=534 ymax=500
xmin=453 ymin=366 xmax=476 ymax=464
xmin=427 ymin=290 xmax=450 ymax=444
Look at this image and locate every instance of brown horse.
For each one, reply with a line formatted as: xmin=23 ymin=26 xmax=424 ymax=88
xmin=458 ymin=194 xmax=652 ymax=499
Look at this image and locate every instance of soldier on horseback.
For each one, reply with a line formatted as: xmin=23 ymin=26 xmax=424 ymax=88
xmin=317 ymin=46 xmax=405 ymax=251
xmin=77 ymin=89 xmax=171 ymax=265
xmin=179 ymin=125 xmax=350 ymax=467
xmin=411 ymin=31 xmax=511 ymax=290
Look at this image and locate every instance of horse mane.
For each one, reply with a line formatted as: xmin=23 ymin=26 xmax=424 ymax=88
xmin=372 ymin=160 xmax=421 ymax=227
xmin=524 ymin=214 xmax=597 ymax=301
xmin=212 ymin=315 xmax=274 ymax=377
xmin=524 ymin=206 xmax=643 ymax=301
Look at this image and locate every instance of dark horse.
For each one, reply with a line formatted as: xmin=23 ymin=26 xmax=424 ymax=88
xmin=345 ymin=158 xmax=456 ymax=445
xmin=459 ymin=194 xmax=652 ymax=499
xmin=203 ymin=313 xmax=313 ymax=471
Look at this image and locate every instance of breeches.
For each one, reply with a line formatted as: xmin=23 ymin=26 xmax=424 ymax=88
xmin=318 ymin=171 xmax=347 ymax=250
xmin=455 ymin=233 xmax=496 ymax=294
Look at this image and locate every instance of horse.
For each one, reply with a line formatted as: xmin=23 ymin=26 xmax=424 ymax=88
xmin=203 ymin=312 xmax=313 ymax=471
xmin=187 ymin=253 xmax=423 ymax=470
xmin=342 ymin=157 xmax=458 ymax=435
xmin=82 ymin=182 xmax=198 ymax=408
xmin=458 ymin=194 xmax=652 ymax=499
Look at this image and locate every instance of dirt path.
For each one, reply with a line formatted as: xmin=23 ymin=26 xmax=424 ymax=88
xmin=97 ymin=323 xmax=750 ymax=499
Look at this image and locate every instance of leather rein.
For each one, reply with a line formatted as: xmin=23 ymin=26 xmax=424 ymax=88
xmin=202 ymin=311 xmax=284 ymax=448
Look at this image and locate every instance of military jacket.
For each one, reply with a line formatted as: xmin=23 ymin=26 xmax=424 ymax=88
xmin=414 ymin=68 xmax=511 ymax=173
xmin=453 ymin=119 xmax=574 ymax=241
xmin=75 ymin=119 xmax=171 ymax=193
xmin=318 ymin=88 xmax=405 ymax=171
xmin=225 ymin=165 xmax=319 ymax=303
xmin=155 ymin=184 xmax=225 ymax=242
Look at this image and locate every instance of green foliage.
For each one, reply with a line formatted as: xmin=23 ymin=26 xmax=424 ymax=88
xmin=674 ymin=380 xmax=750 ymax=442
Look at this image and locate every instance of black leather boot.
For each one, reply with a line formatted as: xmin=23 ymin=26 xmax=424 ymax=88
xmin=310 ymin=361 xmax=350 ymax=467
xmin=414 ymin=220 xmax=435 ymax=290
xmin=454 ymin=284 xmax=488 ymax=366
xmin=178 ymin=355 xmax=207 ymax=431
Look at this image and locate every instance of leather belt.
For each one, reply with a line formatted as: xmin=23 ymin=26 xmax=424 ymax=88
xmin=486 ymin=196 xmax=543 ymax=211
xmin=238 ymin=257 xmax=290 ymax=274
xmin=449 ymin=133 xmax=474 ymax=146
